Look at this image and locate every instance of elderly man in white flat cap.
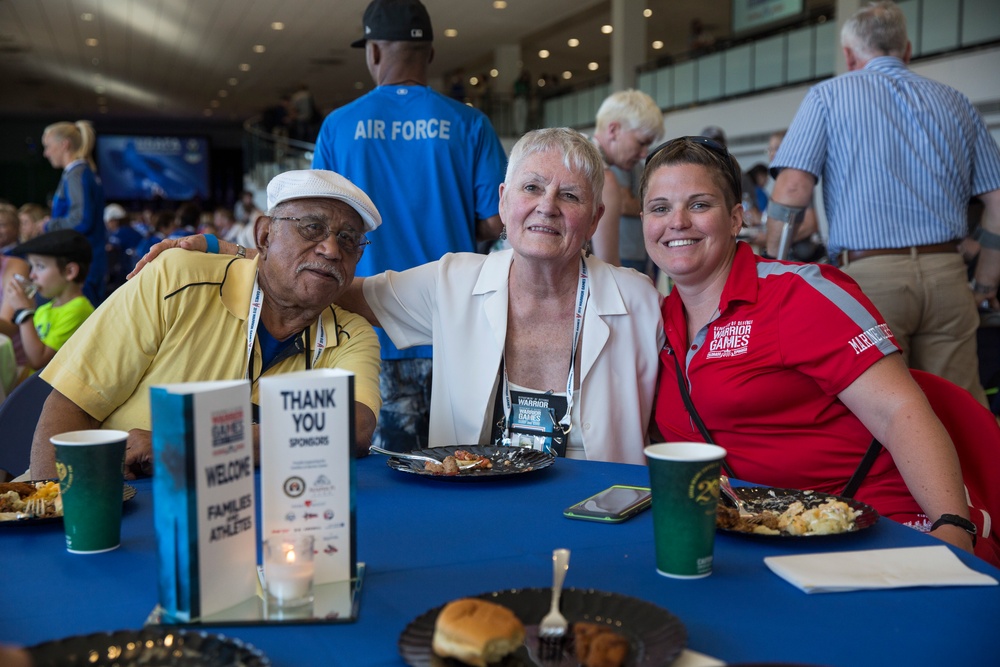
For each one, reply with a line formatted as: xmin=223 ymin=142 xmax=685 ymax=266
xmin=30 ymin=170 xmax=383 ymax=479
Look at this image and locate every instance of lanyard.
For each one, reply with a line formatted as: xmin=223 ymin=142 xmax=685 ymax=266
xmin=501 ymin=257 xmax=589 ymax=445
xmin=245 ymin=272 xmax=325 ymax=381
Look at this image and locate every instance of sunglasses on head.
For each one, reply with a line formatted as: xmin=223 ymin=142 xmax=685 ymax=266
xmin=645 ymin=136 xmax=742 ymax=202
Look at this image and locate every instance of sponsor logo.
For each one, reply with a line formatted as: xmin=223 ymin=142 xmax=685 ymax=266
xmin=706 ymin=319 xmax=752 ymax=359
xmin=283 ymin=476 xmax=306 ymax=498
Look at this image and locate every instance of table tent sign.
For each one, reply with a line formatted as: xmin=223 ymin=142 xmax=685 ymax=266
xmin=259 ymin=368 xmax=357 ymax=591
xmin=150 ymin=380 xmax=257 ymax=622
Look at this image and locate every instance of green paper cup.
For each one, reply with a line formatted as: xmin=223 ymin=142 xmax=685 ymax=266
xmin=52 ymin=430 xmax=128 ymax=554
xmin=645 ymin=442 xmax=726 ymax=579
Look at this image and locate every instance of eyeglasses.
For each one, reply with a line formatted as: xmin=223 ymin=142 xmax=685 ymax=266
xmin=271 ymin=216 xmax=370 ymax=255
xmin=645 ymin=136 xmax=742 ymax=202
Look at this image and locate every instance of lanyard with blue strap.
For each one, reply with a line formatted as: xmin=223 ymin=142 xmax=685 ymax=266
xmin=245 ymin=273 xmax=326 ymax=382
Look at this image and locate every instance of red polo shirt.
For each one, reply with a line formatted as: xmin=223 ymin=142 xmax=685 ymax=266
xmin=655 ymin=243 xmax=921 ymax=520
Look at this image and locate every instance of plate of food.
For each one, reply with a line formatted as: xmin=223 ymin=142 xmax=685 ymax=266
xmin=28 ymin=627 xmax=270 ymax=667
xmin=716 ymin=485 xmax=878 ymax=538
xmin=0 ymin=480 xmax=137 ymax=525
xmin=398 ymin=587 xmax=686 ymax=667
xmin=383 ymin=445 xmax=554 ymax=481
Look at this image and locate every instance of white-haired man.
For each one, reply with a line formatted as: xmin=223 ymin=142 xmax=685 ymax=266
xmin=590 ymin=89 xmax=664 ymax=266
xmin=767 ymin=0 xmax=1000 ymax=406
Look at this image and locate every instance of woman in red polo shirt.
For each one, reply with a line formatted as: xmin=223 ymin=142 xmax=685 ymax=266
xmin=640 ymin=136 xmax=976 ymax=557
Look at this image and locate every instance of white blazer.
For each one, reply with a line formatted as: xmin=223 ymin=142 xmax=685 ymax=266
xmin=363 ymin=249 xmax=665 ymax=464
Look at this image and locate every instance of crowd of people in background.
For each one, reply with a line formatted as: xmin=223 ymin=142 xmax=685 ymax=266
xmin=0 ymin=116 xmax=265 ymax=399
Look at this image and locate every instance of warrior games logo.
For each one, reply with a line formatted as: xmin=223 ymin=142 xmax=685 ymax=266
xmin=210 ymin=408 xmax=245 ymax=454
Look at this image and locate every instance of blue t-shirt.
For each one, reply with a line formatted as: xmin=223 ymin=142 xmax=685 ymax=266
xmin=312 ymin=85 xmax=507 ymax=360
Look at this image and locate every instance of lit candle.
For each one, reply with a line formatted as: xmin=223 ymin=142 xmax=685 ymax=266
xmin=264 ymin=536 xmax=315 ymax=606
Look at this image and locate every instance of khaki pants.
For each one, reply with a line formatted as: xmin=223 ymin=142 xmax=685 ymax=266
xmin=841 ymin=251 xmax=988 ymax=408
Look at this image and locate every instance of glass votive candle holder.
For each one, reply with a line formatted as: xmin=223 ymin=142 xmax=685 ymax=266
xmin=263 ymin=534 xmax=315 ymax=607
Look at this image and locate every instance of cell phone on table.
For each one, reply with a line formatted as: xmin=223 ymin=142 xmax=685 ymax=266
xmin=563 ymin=485 xmax=652 ymax=523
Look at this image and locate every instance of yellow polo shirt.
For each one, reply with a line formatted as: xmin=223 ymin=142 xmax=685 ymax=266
xmin=42 ymin=249 xmax=381 ymax=431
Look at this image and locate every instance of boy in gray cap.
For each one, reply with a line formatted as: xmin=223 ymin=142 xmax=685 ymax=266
xmin=2 ymin=229 xmax=94 ymax=373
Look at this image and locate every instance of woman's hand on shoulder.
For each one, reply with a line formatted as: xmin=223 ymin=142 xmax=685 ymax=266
xmin=127 ymin=234 xmax=257 ymax=280
xmin=128 ymin=234 xmax=215 ymax=279
xmin=127 ymin=237 xmax=190 ymax=279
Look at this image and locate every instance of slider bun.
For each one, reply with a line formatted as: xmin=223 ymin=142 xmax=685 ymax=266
xmin=432 ymin=598 xmax=526 ymax=667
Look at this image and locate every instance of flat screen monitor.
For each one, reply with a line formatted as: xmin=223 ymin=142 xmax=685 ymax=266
xmin=96 ymin=135 xmax=210 ymax=201
xmin=732 ymin=0 xmax=804 ymax=34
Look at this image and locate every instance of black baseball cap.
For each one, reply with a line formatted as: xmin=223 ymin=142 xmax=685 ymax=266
xmin=12 ymin=229 xmax=92 ymax=265
xmin=351 ymin=0 xmax=433 ymax=48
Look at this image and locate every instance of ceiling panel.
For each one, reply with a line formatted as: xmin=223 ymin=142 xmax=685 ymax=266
xmin=0 ymin=0 xmax=743 ymax=122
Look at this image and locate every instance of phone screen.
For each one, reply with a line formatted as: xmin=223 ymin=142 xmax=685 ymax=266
xmin=564 ymin=485 xmax=652 ymax=522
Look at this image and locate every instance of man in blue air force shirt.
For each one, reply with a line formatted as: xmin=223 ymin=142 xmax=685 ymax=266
xmin=312 ymin=0 xmax=507 ymax=451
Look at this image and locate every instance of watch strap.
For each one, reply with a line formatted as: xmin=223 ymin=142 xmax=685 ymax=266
xmin=13 ymin=308 xmax=35 ymax=326
xmin=930 ymin=513 xmax=977 ymax=546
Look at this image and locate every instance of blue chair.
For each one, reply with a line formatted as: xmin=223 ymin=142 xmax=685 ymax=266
xmin=0 ymin=374 xmax=52 ymax=479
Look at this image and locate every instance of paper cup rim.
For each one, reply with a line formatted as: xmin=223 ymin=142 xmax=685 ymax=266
xmin=50 ymin=429 xmax=130 ymax=446
xmin=644 ymin=442 xmax=727 ymax=462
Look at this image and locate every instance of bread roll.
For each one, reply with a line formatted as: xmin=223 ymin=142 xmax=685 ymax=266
xmin=432 ymin=598 xmax=525 ymax=667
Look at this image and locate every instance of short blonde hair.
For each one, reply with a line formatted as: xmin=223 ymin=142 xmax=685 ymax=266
xmin=595 ymin=90 xmax=663 ymax=139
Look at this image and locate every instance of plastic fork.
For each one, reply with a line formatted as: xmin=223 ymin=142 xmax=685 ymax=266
xmin=538 ymin=548 xmax=571 ymax=651
xmin=23 ymin=498 xmax=47 ymax=518
xmin=719 ymin=475 xmax=768 ymax=525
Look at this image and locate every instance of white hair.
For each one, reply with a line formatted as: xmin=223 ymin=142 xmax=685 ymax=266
xmin=841 ymin=1 xmax=908 ymax=61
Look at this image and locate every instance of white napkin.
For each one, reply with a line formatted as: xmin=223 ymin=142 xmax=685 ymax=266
xmin=765 ymin=545 xmax=998 ymax=593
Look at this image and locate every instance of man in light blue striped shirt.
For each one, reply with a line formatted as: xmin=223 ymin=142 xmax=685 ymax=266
xmin=766 ymin=1 xmax=1000 ymax=407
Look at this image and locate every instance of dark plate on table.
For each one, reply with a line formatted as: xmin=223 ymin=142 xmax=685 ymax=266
xmin=718 ymin=486 xmax=878 ymax=538
xmin=0 ymin=481 xmax=137 ymax=525
xmin=398 ymin=587 xmax=686 ymax=666
xmin=385 ymin=445 xmax=554 ymax=481
xmin=28 ymin=627 xmax=270 ymax=667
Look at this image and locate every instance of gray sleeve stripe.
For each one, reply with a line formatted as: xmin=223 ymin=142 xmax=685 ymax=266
xmin=756 ymin=262 xmax=897 ymax=356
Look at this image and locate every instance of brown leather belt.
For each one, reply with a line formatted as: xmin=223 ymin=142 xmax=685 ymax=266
xmin=845 ymin=241 xmax=959 ymax=263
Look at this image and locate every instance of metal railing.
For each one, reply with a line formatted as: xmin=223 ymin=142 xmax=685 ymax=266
xmin=242 ymin=117 xmax=315 ymax=191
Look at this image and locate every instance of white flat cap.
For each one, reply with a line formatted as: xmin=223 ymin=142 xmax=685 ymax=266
xmin=266 ymin=170 xmax=382 ymax=232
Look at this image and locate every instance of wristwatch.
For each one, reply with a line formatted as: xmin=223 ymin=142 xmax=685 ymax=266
xmin=236 ymin=244 xmax=247 ymax=259
xmin=930 ymin=513 xmax=977 ymax=546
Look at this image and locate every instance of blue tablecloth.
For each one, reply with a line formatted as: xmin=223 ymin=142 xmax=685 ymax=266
xmin=3 ymin=456 xmax=999 ymax=666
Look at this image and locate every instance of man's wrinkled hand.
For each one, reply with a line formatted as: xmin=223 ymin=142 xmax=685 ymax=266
xmin=124 ymin=428 xmax=154 ymax=479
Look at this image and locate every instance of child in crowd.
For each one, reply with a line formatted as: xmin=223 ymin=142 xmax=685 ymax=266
xmin=1 ymin=230 xmax=94 ymax=374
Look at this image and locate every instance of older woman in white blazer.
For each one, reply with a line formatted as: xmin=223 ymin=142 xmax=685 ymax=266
xmin=345 ymin=129 xmax=664 ymax=463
